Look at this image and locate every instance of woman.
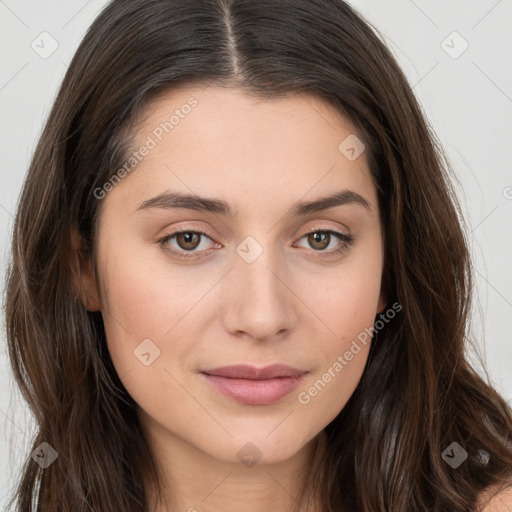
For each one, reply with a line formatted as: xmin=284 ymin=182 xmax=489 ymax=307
xmin=4 ymin=0 xmax=512 ymax=510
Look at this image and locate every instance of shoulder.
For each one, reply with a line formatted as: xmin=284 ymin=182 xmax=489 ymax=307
xmin=477 ymin=483 xmax=512 ymax=511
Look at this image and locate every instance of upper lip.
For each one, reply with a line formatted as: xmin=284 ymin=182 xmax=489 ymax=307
xmin=201 ymin=364 xmax=307 ymax=380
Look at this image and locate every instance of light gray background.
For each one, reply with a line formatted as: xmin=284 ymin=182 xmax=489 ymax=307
xmin=1 ymin=0 xmax=511 ymax=506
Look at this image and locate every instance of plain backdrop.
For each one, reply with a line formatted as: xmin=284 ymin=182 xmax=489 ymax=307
xmin=0 ymin=0 xmax=511 ymax=506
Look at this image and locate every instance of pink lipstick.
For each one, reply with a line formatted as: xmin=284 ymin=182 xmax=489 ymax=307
xmin=201 ymin=364 xmax=307 ymax=405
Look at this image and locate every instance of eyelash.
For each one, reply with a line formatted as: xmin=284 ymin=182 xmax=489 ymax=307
xmin=157 ymin=226 xmax=355 ymax=260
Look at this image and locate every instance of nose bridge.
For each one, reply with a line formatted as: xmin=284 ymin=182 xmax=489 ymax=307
xmin=223 ymin=233 xmax=296 ymax=339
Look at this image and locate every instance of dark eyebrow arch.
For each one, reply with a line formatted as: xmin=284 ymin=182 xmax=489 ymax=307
xmin=135 ymin=189 xmax=371 ymax=216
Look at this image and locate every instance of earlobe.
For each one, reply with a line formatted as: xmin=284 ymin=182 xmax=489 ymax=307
xmin=70 ymin=227 xmax=102 ymax=311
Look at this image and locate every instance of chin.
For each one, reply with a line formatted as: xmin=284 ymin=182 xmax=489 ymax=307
xmin=199 ymin=428 xmax=315 ymax=467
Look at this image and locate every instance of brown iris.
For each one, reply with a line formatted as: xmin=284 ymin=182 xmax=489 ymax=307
xmin=308 ymin=232 xmax=330 ymax=250
xmin=176 ymin=232 xmax=201 ymax=251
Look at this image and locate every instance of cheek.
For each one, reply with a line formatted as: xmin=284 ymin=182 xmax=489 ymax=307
xmin=294 ymin=294 xmax=375 ymax=438
xmin=97 ymin=246 xmax=205 ymax=376
xmin=291 ymin=259 xmax=382 ymax=430
xmin=299 ymin=254 xmax=382 ymax=350
xmin=296 ymin=345 xmax=369 ymax=440
xmin=98 ymin=259 xmax=201 ymax=419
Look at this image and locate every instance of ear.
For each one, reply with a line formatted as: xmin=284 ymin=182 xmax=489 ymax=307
xmin=70 ymin=227 xmax=102 ymax=311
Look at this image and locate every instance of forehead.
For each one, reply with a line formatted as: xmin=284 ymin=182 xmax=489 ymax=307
xmin=105 ymin=85 xmax=377 ymax=216
xmin=135 ymin=85 xmax=360 ymax=152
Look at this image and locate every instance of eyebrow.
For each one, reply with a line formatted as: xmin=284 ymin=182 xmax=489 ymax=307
xmin=135 ymin=189 xmax=371 ymax=216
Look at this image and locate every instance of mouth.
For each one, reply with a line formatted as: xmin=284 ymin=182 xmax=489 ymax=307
xmin=200 ymin=364 xmax=308 ymax=405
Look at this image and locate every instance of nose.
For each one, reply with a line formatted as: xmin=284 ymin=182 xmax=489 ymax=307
xmin=221 ymin=243 xmax=298 ymax=342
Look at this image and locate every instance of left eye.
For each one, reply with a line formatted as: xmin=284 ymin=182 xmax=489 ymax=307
xmin=158 ymin=228 xmax=353 ymax=259
xmin=295 ymin=229 xmax=353 ymax=254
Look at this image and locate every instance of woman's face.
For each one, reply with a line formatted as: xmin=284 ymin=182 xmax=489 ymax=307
xmin=86 ymin=85 xmax=385 ymax=466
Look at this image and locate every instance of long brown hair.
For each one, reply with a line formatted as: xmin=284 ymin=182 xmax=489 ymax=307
xmin=4 ymin=0 xmax=512 ymax=510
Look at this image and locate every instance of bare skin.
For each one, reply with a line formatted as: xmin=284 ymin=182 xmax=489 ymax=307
xmin=73 ymin=85 xmax=386 ymax=511
xmin=477 ymin=484 xmax=512 ymax=511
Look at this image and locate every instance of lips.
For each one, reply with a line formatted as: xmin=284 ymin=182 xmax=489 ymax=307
xmin=201 ymin=364 xmax=308 ymax=405
xmin=202 ymin=364 xmax=307 ymax=380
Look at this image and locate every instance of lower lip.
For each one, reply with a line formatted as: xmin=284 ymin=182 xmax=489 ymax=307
xmin=202 ymin=373 xmax=306 ymax=405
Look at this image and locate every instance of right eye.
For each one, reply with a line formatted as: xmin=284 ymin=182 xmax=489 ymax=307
xmin=158 ymin=229 xmax=218 ymax=259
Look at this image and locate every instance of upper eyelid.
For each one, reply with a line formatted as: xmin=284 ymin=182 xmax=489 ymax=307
xmin=165 ymin=224 xmax=350 ymax=242
xmin=161 ymin=225 xmax=351 ymax=251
